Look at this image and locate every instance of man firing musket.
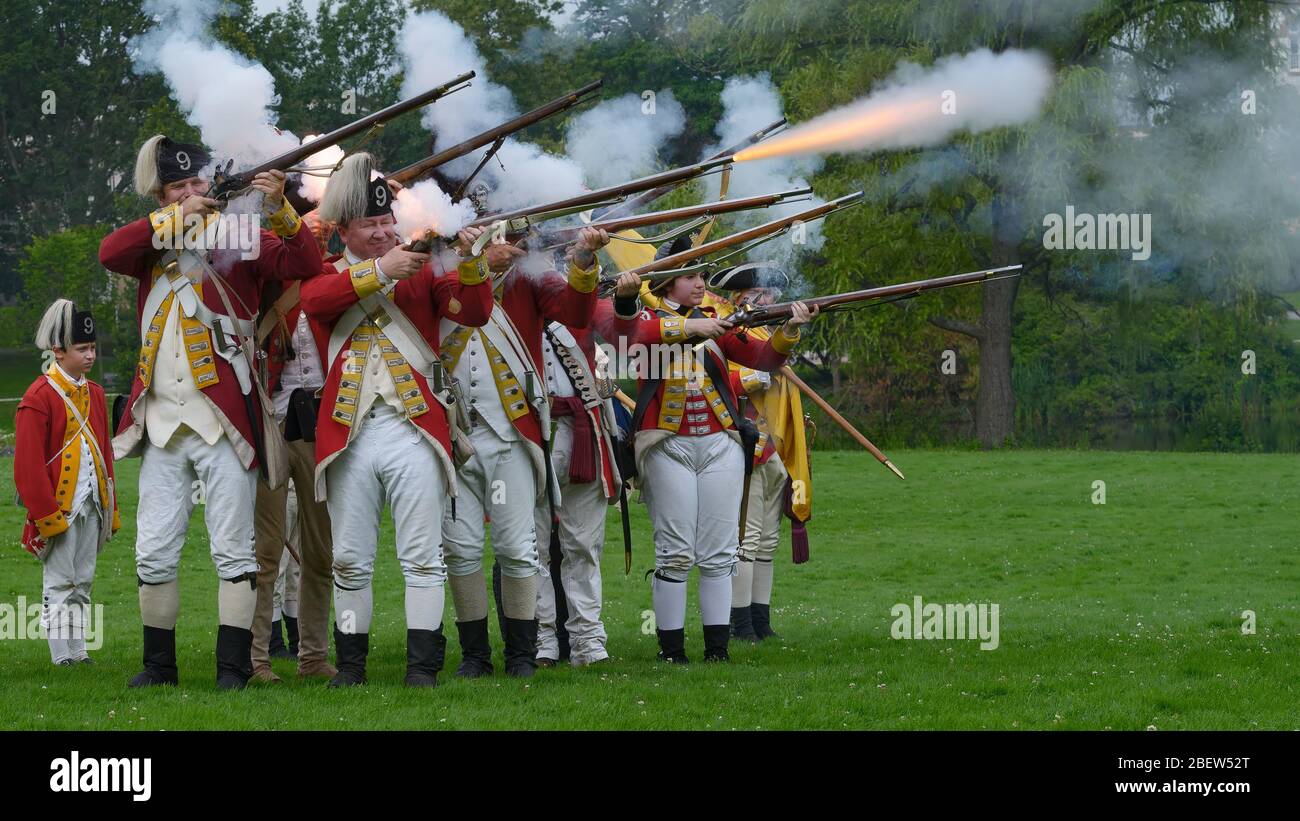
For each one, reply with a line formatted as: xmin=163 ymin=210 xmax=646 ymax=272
xmin=100 ymin=75 xmax=473 ymax=692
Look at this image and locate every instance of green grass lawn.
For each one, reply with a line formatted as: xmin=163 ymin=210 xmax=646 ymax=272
xmin=0 ymin=449 xmax=1297 ymax=730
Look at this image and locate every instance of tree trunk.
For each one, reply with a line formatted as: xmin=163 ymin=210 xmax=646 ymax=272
xmin=974 ymin=179 xmax=1025 ymax=448
xmin=974 ymin=272 xmax=1020 ymax=448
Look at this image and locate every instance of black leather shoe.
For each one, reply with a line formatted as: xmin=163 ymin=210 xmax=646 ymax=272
xmin=269 ymin=619 xmax=296 ymax=660
xmin=751 ymin=602 xmax=779 ymax=640
xmin=731 ymin=606 xmax=760 ymax=642
xmin=656 ymin=628 xmax=689 ymax=664
xmin=702 ymin=624 xmax=731 ymax=662
xmin=216 ymin=625 xmax=254 ymax=690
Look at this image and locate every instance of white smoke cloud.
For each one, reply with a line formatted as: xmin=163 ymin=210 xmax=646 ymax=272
xmin=393 ymin=180 xmax=477 ymax=240
xmin=703 ymin=74 xmax=827 ymax=267
xmin=565 ymin=91 xmax=686 ymax=188
xmin=131 ymin=0 xmax=298 ymax=168
xmin=398 ymin=10 xmax=585 ymax=210
xmin=294 ymin=135 xmax=345 ymax=203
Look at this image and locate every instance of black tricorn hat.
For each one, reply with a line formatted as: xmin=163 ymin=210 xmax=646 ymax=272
xmin=706 ymin=262 xmax=790 ymax=294
xmin=648 ymin=232 xmax=699 ymax=295
xmin=653 ymin=231 xmax=695 ymax=262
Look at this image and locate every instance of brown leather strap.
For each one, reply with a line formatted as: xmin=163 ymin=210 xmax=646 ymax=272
xmin=256 ymin=280 xmax=301 ymax=344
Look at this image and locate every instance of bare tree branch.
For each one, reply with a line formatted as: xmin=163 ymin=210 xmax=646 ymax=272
xmin=928 ymin=314 xmax=983 ymax=340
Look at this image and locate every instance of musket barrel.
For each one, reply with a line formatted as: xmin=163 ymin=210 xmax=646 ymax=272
xmin=594 ymin=117 xmax=788 ymax=220
xmin=211 ymin=71 xmax=476 ymax=197
xmin=249 ymin=72 xmax=475 ymax=177
xmin=620 ymin=191 xmax=865 ymax=278
xmin=728 ymin=264 xmax=1023 ymax=326
xmin=389 ymin=79 xmax=603 ymax=185
xmin=551 ymin=187 xmax=812 ymax=245
xmin=467 ymin=155 xmax=735 ymax=229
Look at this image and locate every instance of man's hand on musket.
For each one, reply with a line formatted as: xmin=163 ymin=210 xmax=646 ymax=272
xmin=455 ymin=225 xmax=526 ymax=273
xmin=251 ymin=169 xmax=287 ymax=209
xmin=567 ymin=227 xmax=609 ymax=270
xmin=685 ymin=317 xmax=733 ymax=339
xmin=781 ymin=301 xmax=819 ymax=334
xmin=179 ymin=193 xmax=222 ymax=219
xmin=378 ymin=246 xmax=430 ymax=281
xmin=613 ymin=271 xmax=641 ymax=298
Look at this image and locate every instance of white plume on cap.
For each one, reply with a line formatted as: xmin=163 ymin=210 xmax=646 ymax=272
xmin=318 ymin=153 xmax=379 ymax=225
xmin=35 ymin=299 xmax=76 ymax=352
xmin=134 ymin=134 xmax=166 ymax=198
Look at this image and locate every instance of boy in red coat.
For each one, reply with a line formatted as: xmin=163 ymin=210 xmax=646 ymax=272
xmin=14 ymin=300 xmax=120 ymax=665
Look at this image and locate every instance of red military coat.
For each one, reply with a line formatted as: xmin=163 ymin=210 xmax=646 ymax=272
xmin=300 ymin=253 xmax=494 ymax=496
xmin=623 ymin=302 xmax=797 ymax=435
xmin=99 ymin=199 xmax=322 ymax=468
xmin=546 ymin=298 xmax=643 ymax=498
xmin=14 ymin=373 xmax=119 ymax=557
xmin=471 ymin=263 xmax=598 ymax=448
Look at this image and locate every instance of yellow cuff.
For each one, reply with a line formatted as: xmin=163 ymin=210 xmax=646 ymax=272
xmin=112 ymin=508 xmax=122 ymax=534
xmin=35 ymin=510 xmax=69 ymax=539
xmin=738 ymin=368 xmax=766 ymax=394
xmin=349 ymin=260 xmax=383 ymax=299
xmin=457 ymin=257 xmax=489 ymax=286
xmin=660 ymin=315 xmax=687 ymax=344
xmin=771 ymin=324 xmax=800 ymax=355
xmin=149 ymin=202 xmax=184 ymax=248
xmin=266 ymin=197 xmax=303 ymax=238
xmin=567 ymin=260 xmax=599 ymax=294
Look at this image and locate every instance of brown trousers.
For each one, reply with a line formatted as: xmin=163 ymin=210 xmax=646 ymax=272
xmin=252 ymin=434 xmax=333 ymax=667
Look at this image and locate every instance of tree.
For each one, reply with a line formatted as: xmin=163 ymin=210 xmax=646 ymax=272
xmin=727 ymin=0 xmax=1300 ymax=446
xmin=0 ymin=0 xmax=175 ymax=293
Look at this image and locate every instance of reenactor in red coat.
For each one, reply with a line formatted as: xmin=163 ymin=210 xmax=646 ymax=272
xmin=300 ymin=153 xmax=494 ymax=687
xmin=100 ymin=135 xmax=322 ymax=689
xmin=14 ymin=301 xmax=120 ymax=666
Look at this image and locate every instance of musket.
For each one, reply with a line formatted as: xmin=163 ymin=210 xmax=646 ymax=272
xmin=592 ymin=117 xmax=788 ymax=220
xmin=597 ymin=191 xmax=865 ymax=296
xmin=388 ymin=80 xmax=603 ymax=187
xmin=724 ymin=265 xmax=1024 ymax=328
xmin=707 ymin=288 xmax=906 ymax=480
xmin=532 ymin=186 xmax=812 ymax=249
xmin=206 ymin=71 xmax=476 ymax=201
xmin=470 ymin=156 xmax=735 ymax=232
xmin=404 ymin=155 xmax=736 ymax=253
xmin=778 ymin=366 xmax=904 ymax=480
